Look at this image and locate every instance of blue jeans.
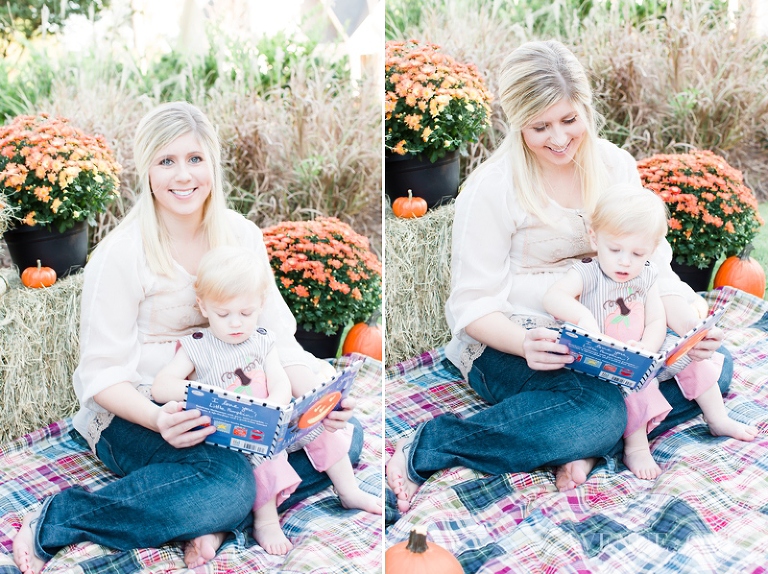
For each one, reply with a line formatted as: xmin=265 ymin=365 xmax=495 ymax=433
xmin=404 ymin=346 xmax=732 ymax=483
xmin=33 ymin=415 xmax=364 ymax=560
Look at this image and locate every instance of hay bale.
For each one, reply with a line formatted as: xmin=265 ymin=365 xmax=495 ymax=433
xmin=384 ymin=203 xmax=455 ymax=366
xmin=0 ymin=269 xmax=82 ymax=442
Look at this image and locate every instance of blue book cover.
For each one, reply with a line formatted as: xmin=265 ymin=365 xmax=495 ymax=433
xmin=557 ymin=305 xmax=727 ymax=391
xmin=184 ymin=360 xmax=362 ymax=457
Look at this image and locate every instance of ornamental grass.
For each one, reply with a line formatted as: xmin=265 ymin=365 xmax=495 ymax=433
xmin=262 ymin=217 xmax=382 ymax=336
xmin=0 ymin=269 xmax=81 ymax=443
xmin=385 ymin=39 xmax=493 ymax=162
xmin=638 ymin=150 xmax=764 ymax=269
xmin=0 ymin=114 xmax=122 ymax=232
xmin=387 ymin=0 xmax=768 ymax=200
xmin=384 ymin=203 xmax=454 ymax=366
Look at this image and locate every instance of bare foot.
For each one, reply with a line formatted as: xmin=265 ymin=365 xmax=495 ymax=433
xmin=337 ymin=486 xmax=383 ymax=515
xmin=13 ymin=508 xmax=46 ymax=574
xmin=385 ymin=437 xmax=419 ymax=513
xmin=254 ymin=520 xmax=293 ymax=556
xmin=555 ymin=458 xmax=597 ymax=491
xmin=706 ymin=416 xmax=759 ymax=442
xmin=623 ymin=447 xmax=661 ymax=480
xmin=183 ymin=532 xmax=226 ymax=568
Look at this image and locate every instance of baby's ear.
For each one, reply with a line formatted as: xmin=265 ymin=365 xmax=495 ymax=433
xmin=587 ymin=228 xmax=598 ymax=251
xmin=196 ymin=296 xmax=208 ymax=318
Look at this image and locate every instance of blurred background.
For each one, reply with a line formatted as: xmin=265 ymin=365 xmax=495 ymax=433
xmin=0 ymin=0 xmax=383 ymax=256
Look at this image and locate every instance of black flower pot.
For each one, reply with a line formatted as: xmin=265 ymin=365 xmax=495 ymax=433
xmin=385 ymin=150 xmax=460 ymax=208
xmin=671 ymin=260 xmax=715 ymax=293
xmin=294 ymin=327 xmax=344 ymax=359
xmin=3 ymin=221 xmax=88 ymax=278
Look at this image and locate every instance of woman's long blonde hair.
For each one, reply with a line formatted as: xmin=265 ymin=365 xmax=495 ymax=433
xmin=111 ymin=101 xmax=234 ymax=275
xmin=473 ymin=40 xmax=608 ymax=223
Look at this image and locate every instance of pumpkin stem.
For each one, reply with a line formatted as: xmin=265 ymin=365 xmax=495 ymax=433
xmin=36 ymin=259 xmax=42 ymax=269
xmin=368 ymin=308 xmax=381 ymax=326
xmin=407 ymin=188 xmax=413 ymax=200
xmin=740 ymin=244 xmax=754 ymax=259
xmin=405 ymin=526 xmax=429 ymax=554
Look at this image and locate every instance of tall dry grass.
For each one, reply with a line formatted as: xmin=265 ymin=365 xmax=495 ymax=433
xmin=388 ymin=0 xmax=768 ymax=200
xmin=3 ymin=39 xmax=381 ymax=254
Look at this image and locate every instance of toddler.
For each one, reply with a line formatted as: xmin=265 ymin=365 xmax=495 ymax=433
xmin=153 ymin=245 xmax=380 ymax=559
xmin=544 ymin=184 xmax=757 ymax=480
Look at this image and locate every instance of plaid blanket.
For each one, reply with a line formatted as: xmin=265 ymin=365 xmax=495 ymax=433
xmin=385 ymin=287 xmax=768 ymax=573
xmin=0 ymin=354 xmax=382 ymax=574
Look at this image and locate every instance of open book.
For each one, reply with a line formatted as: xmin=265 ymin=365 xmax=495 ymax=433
xmin=556 ymin=305 xmax=728 ymax=391
xmin=184 ymin=360 xmax=362 ymax=457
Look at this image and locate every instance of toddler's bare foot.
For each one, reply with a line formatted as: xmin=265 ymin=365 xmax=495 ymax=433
xmin=13 ymin=508 xmax=46 ymax=574
xmin=183 ymin=532 xmax=226 ymax=568
xmin=706 ymin=416 xmax=759 ymax=442
xmin=386 ymin=437 xmax=419 ymax=513
xmin=254 ymin=520 xmax=293 ymax=556
xmin=624 ymin=447 xmax=661 ymax=480
xmin=555 ymin=458 xmax=597 ymax=491
xmin=337 ymin=486 xmax=383 ymax=515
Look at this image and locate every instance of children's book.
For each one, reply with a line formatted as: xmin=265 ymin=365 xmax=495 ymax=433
xmin=184 ymin=360 xmax=362 ymax=457
xmin=556 ymin=305 xmax=728 ymax=391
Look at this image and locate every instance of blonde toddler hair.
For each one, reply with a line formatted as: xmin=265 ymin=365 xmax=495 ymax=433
xmin=590 ymin=183 xmax=668 ymax=246
xmin=194 ymin=245 xmax=272 ymax=306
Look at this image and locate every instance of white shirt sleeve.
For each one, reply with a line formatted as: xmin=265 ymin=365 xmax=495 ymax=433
xmin=446 ymin=164 xmax=520 ymax=340
xmin=73 ymin=230 xmax=146 ymax=414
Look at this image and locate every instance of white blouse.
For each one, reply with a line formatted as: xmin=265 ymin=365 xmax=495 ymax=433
xmin=444 ymin=139 xmax=698 ymax=376
xmin=72 ymin=210 xmax=324 ymax=449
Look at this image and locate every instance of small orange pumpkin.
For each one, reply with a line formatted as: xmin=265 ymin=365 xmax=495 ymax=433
xmin=21 ymin=260 xmax=57 ymax=289
xmin=713 ymin=244 xmax=766 ymax=298
xmin=385 ymin=526 xmax=463 ymax=574
xmin=393 ymin=189 xmax=428 ymax=219
xmin=342 ymin=314 xmax=382 ymax=361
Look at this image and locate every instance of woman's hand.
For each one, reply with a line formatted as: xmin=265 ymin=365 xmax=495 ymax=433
xmin=522 ymin=327 xmax=575 ymax=371
xmin=323 ymin=397 xmax=356 ymax=432
xmin=687 ymin=326 xmax=724 ymax=361
xmin=156 ymin=401 xmax=216 ymax=448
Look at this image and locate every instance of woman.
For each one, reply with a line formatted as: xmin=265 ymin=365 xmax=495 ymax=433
xmin=386 ymin=40 xmax=731 ymax=511
xmin=13 ymin=102 xmax=363 ymax=574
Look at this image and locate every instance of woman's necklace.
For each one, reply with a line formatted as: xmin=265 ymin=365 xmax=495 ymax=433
xmin=542 ymin=168 xmax=582 ymax=210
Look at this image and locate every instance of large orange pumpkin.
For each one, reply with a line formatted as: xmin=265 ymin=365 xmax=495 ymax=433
xmin=393 ymin=190 xmax=428 ymax=219
xmin=21 ymin=260 xmax=57 ymax=289
xmin=342 ymin=316 xmax=382 ymax=361
xmin=713 ymin=244 xmax=766 ymax=299
xmin=385 ymin=526 xmax=463 ymax=574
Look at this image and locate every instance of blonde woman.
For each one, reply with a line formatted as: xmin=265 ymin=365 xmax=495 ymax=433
xmin=387 ymin=40 xmax=731 ymax=511
xmin=13 ymin=102 xmax=362 ymax=574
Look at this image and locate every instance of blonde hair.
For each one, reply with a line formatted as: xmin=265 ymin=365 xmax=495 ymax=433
xmin=471 ymin=40 xmax=608 ymax=223
xmin=113 ymin=101 xmax=233 ymax=275
xmin=194 ymin=245 xmax=272 ymax=305
xmin=590 ymin=184 xmax=668 ymax=245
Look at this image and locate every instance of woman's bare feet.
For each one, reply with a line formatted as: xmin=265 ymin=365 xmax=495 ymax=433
xmin=254 ymin=520 xmax=293 ymax=556
xmin=706 ymin=415 xmax=759 ymax=442
xmin=623 ymin=447 xmax=661 ymax=480
xmin=337 ymin=486 xmax=383 ymax=514
xmin=385 ymin=437 xmax=419 ymax=513
xmin=183 ymin=532 xmax=226 ymax=568
xmin=555 ymin=458 xmax=597 ymax=491
xmin=13 ymin=508 xmax=46 ymax=574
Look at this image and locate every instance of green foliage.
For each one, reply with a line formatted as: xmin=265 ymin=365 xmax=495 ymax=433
xmin=0 ymin=0 xmax=110 ymax=54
